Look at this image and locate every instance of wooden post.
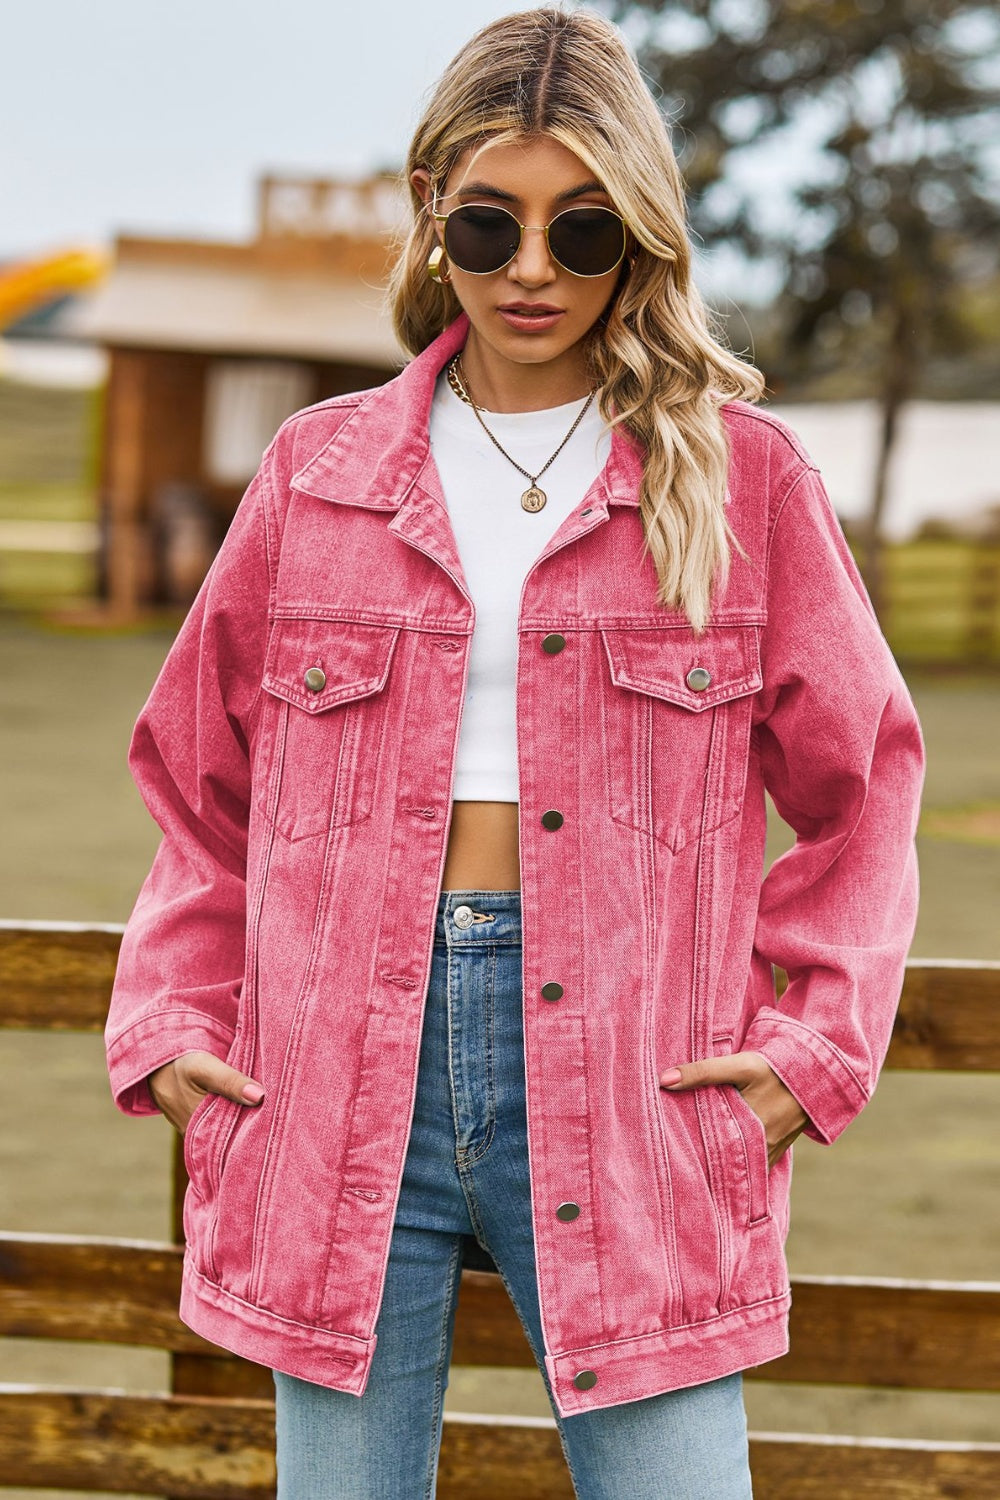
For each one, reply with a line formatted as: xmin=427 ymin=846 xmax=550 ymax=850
xmin=966 ymin=542 xmax=1000 ymax=665
xmin=103 ymin=349 xmax=152 ymax=616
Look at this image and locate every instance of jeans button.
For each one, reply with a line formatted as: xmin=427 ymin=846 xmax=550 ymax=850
xmin=453 ymin=905 xmax=475 ymax=929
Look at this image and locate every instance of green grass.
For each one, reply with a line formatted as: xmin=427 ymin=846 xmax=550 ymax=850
xmin=0 ymin=549 xmax=97 ymax=607
xmin=0 ymin=481 xmax=96 ymax=522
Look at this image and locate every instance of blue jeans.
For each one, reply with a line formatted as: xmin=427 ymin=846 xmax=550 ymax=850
xmin=274 ymin=890 xmax=753 ymax=1499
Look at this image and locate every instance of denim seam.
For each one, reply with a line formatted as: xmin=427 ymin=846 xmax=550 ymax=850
xmin=445 ymin=935 xmax=497 ymax=1166
xmin=264 ymin=814 xmax=354 ymax=1311
xmin=458 ymin=1118 xmax=497 ymax=1166
xmin=444 ymin=942 xmax=464 ymax=1163
xmin=458 ymin=942 xmax=498 ymax=1165
xmin=423 ymin=1235 xmax=464 ymax=1500
xmin=639 ymin=811 xmax=681 ymax=1319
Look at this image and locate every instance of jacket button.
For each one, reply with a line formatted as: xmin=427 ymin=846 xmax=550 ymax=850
xmin=542 ymin=633 xmax=566 ymax=654
xmin=541 ymin=982 xmax=564 ymax=1001
xmin=573 ymin=1370 xmax=598 ymax=1391
xmin=541 ymin=810 xmax=564 ymax=830
xmin=686 ymin=666 xmax=711 ymax=692
xmin=556 ymin=1201 xmax=580 ymax=1221
xmin=304 ymin=666 xmax=326 ymax=692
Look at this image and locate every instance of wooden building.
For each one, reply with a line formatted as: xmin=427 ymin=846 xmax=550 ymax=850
xmin=71 ymin=175 xmax=406 ymax=614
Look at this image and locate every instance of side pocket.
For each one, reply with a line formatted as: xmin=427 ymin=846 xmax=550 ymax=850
xmin=722 ymin=1085 xmax=771 ymax=1226
xmin=712 ymin=1033 xmax=771 ymax=1227
xmin=180 ymin=1024 xmax=250 ymax=1202
xmin=182 ymin=1089 xmax=222 ymax=1199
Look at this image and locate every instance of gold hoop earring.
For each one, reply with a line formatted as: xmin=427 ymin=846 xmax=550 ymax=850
xmin=427 ymin=246 xmax=451 ymax=285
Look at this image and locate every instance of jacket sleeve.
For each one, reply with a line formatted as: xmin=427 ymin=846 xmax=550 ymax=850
xmin=742 ymin=462 xmax=924 ymax=1145
xmin=104 ymin=459 xmax=274 ymax=1116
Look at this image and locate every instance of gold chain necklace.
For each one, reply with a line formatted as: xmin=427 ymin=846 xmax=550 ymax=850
xmin=447 ymin=354 xmax=597 ymax=514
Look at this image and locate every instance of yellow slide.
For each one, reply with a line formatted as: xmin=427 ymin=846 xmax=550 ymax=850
xmin=0 ymin=247 xmax=108 ymax=332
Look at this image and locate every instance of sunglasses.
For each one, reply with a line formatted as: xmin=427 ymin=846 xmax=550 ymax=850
xmin=431 ymin=201 xmax=628 ymax=278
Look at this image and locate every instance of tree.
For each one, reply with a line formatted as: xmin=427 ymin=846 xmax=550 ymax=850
xmin=606 ymin=0 xmax=1000 ymax=610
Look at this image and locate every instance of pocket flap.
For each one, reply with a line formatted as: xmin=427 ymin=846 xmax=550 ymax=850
xmin=263 ymin=619 xmax=400 ymax=713
xmin=601 ymin=626 xmax=761 ymax=712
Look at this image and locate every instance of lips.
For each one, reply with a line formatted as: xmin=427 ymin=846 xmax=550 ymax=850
xmin=497 ymin=304 xmax=566 ymax=332
xmin=500 ymin=303 xmax=562 ymax=315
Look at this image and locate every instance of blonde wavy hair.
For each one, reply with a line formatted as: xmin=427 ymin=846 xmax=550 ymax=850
xmin=389 ymin=6 xmax=765 ymax=630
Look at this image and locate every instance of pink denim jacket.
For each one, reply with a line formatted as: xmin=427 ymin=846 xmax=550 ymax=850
xmin=106 ymin=314 xmax=923 ymax=1417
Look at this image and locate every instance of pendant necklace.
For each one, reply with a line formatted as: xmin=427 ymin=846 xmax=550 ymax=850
xmin=447 ymin=354 xmax=596 ymax=514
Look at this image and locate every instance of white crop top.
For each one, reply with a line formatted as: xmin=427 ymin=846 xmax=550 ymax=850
xmin=429 ymin=372 xmax=612 ymax=802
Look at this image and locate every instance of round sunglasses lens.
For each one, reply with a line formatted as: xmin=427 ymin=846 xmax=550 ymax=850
xmin=548 ymin=208 xmax=626 ymax=276
xmin=444 ymin=206 xmax=521 ymax=274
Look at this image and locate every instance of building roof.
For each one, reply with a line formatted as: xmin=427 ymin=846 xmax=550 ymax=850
xmin=63 ymin=176 xmax=411 ymax=367
xmin=66 ymin=242 xmax=404 ymax=366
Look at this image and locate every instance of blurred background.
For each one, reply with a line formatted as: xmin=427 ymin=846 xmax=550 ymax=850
xmin=1 ymin=0 xmax=998 ymax=1492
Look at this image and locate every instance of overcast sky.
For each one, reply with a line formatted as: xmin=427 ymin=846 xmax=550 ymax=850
xmin=2 ymin=0 xmax=537 ymax=259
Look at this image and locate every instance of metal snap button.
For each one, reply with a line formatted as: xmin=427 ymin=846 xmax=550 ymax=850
xmin=573 ymin=1370 xmax=598 ymax=1391
xmin=304 ymin=666 xmax=326 ymax=692
xmin=556 ymin=1202 xmax=580 ymax=1222
xmin=686 ymin=666 xmax=711 ymax=692
xmin=542 ymin=633 xmax=566 ymax=654
xmin=453 ymin=905 xmax=474 ymax=929
xmin=540 ymin=982 xmax=564 ymax=1002
xmin=541 ymin=810 xmax=564 ymax=831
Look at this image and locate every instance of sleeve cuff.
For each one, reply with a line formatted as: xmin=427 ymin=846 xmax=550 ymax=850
xmin=105 ymin=1008 xmax=237 ymax=1117
xmin=742 ymin=1008 xmax=870 ymax=1145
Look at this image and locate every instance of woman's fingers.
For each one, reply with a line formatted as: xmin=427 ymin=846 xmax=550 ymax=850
xmin=659 ymin=1054 xmax=765 ymax=1092
xmin=148 ymin=1050 xmax=265 ymax=1134
xmin=179 ymin=1051 xmax=265 ymax=1106
xmin=659 ymin=1050 xmax=809 ymax=1166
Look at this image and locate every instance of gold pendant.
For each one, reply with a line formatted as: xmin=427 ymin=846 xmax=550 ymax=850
xmin=521 ymin=485 xmax=547 ymax=513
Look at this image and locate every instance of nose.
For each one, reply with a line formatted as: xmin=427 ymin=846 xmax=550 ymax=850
xmin=507 ymin=224 xmax=557 ymax=287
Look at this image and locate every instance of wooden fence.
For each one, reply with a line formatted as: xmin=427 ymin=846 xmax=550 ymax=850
xmin=1 ymin=921 xmax=999 ymax=1498
xmin=880 ymin=538 xmax=1000 ymax=666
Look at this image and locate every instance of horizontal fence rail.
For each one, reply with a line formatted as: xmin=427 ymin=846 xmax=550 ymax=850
xmin=2 ymin=1237 xmax=999 ymax=1395
xmin=2 ymin=923 xmax=999 ymax=1498
xmin=0 ymin=920 xmax=122 ymax=1029
xmin=4 ymin=923 xmax=999 ymax=1066
xmin=3 ymin=1391 xmax=1000 ymax=1500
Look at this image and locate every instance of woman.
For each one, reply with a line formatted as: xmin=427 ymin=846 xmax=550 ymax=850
xmin=105 ymin=8 xmax=924 ymax=1497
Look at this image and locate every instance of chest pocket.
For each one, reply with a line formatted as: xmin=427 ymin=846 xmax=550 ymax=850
xmin=599 ymin=625 xmax=762 ymax=853
xmin=255 ymin=618 xmax=400 ymax=842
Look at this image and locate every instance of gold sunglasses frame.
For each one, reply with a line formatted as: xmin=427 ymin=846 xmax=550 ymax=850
xmin=429 ymin=197 xmax=629 ymax=279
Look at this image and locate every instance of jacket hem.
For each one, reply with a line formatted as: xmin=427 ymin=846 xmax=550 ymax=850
xmin=545 ymin=1289 xmax=791 ymax=1417
xmin=179 ymin=1256 xmax=375 ymax=1394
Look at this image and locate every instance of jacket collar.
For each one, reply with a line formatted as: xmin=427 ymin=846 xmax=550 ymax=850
xmin=290 ymin=313 xmax=643 ymax=511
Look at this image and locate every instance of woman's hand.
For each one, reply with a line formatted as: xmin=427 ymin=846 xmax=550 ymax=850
xmin=659 ymin=1051 xmax=809 ymax=1168
xmin=148 ymin=1050 xmax=265 ymax=1135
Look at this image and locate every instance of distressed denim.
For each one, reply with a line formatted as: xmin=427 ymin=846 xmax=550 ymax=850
xmin=105 ymin=313 xmax=925 ymax=1412
xmin=273 ymin=891 xmax=753 ymax=1500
